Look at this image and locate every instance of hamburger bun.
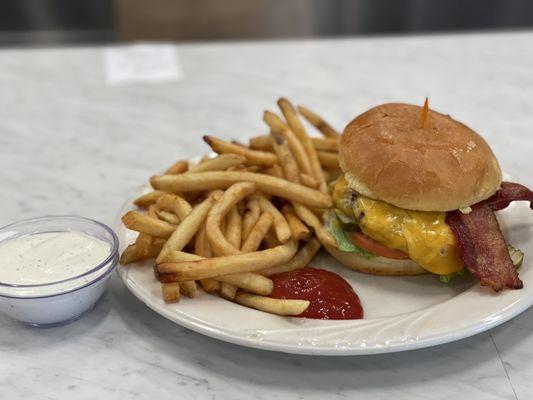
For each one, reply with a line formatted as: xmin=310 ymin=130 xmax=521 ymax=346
xmin=339 ymin=103 xmax=502 ymax=211
xmin=324 ymin=245 xmax=427 ymax=276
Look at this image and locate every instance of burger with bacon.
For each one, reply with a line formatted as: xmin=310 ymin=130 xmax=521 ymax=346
xmin=325 ymin=102 xmax=532 ymax=291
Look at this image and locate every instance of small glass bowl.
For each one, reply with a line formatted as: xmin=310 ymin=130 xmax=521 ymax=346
xmin=0 ymin=216 xmax=118 ymax=326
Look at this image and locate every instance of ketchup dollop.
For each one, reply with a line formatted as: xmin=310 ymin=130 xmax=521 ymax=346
xmin=269 ymin=267 xmax=363 ymax=320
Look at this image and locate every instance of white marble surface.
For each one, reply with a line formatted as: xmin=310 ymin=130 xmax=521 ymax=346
xmin=1 ymin=31 xmax=532 ymax=399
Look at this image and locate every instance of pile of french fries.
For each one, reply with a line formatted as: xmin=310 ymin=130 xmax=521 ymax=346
xmin=120 ymin=98 xmax=343 ymax=316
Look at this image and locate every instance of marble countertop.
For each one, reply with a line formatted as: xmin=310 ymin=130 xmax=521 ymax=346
xmin=1 ymin=31 xmax=533 ymax=399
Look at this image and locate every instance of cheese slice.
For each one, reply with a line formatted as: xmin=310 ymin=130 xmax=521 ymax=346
xmin=333 ymin=176 xmax=464 ymax=274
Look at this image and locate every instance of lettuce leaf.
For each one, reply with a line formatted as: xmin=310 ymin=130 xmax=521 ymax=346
xmin=324 ymin=210 xmax=375 ymax=259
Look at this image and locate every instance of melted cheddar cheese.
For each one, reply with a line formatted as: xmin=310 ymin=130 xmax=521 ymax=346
xmin=333 ymin=176 xmax=463 ymax=274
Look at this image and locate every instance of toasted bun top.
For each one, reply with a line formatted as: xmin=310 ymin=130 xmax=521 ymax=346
xmin=339 ymin=103 xmax=502 ymax=211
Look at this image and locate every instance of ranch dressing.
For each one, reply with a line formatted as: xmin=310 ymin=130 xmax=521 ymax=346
xmin=0 ymin=232 xmax=110 ymax=285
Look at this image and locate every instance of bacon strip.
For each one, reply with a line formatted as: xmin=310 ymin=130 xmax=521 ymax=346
xmin=446 ymin=203 xmax=523 ymax=291
xmin=486 ymin=181 xmax=533 ymax=211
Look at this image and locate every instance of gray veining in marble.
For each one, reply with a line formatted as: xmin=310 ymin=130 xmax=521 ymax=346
xmin=1 ymin=31 xmax=533 ymax=399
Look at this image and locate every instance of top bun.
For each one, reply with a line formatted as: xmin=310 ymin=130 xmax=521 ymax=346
xmin=339 ymin=103 xmax=502 ymax=211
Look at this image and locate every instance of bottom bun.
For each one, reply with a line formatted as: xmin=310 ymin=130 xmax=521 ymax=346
xmin=324 ymin=245 xmax=427 ymax=276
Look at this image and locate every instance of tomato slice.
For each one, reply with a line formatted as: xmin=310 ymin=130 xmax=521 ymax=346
xmin=350 ymin=232 xmax=409 ymax=260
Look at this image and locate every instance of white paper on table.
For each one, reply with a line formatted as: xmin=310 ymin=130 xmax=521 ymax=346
xmin=103 ymin=43 xmax=183 ymax=85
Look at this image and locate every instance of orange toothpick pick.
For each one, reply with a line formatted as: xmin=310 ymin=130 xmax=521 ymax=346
xmin=421 ymin=97 xmax=429 ymax=128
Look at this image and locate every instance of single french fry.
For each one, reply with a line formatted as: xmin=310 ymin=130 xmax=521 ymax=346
xmin=119 ymin=238 xmax=165 ymax=265
xmin=253 ymin=193 xmax=291 ymax=243
xmin=156 ymin=193 xmax=193 ymax=221
xmin=135 ymin=232 xmax=154 ymax=256
xmin=180 ymin=281 xmax=199 ymax=298
xmin=292 ymin=203 xmax=337 ymax=248
xmin=122 ymin=211 xmax=176 ymax=239
xmin=317 ymin=151 xmax=339 ymax=168
xmin=133 ymin=190 xmax=166 ymax=208
xmin=261 ymin=237 xmax=321 ymax=276
xmin=156 ymin=209 xmax=181 ymax=225
xmin=241 ymin=212 xmax=273 ymax=252
xmin=234 ymin=292 xmax=309 ymax=316
xmin=165 ymin=160 xmax=189 ymax=175
xmin=217 ymin=272 xmax=273 ymax=296
xmin=249 ymin=135 xmax=272 ymax=151
xmin=189 ymin=153 xmax=246 ymax=173
xmin=271 ymin=132 xmax=300 ymax=183
xmin=157 ymin=194 xmax=217 ymax=262
xmin=203 ymin=136 xmax=277 ymax=167
xmin=162 ymin=282 xmax=181 ymax=303
xmin=206 ymin=182 xmax=256 ymax=256
xmin=299 ymin=173 xmax=319 ymax=189
xmin=157 ymin=240 xmax=298 ymax=281
xmin=282 ymin=205 xmax=311 ymax=241
xmin=225 ymin=205 xmax=243 ymax=249
xmin=278 ymin=98 xmax=328 ymax=193
xmin=297 ymin=105 xmax=341 ymax=138
xmin=241 ymin=198 xmax=260 ymax=240
xmin=151 ymin=171 xmax=333 ymax=209
xmin=263 ymin=111 xmax=313 ymax=176
xmin=220 ymin=283 xmax=238 ymax=300
xmin=200 ymin=278 xmax=221 ymax=293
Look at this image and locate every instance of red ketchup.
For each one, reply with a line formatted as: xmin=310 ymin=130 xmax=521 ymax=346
xmin=269 ymin=267 xmax=363 ymax=320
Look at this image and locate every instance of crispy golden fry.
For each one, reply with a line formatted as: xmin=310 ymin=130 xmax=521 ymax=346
xmin=133 ymin=190 xmax=166 ymax=208
xmin=217 ymin=272 xmax=273 ymax=296
xmin=317 ymin=151 xmax=339 ymax=168
xmin=292 ymin=203 xmax=337 ymax=248
xmin=250 ymin=135 xmax=340 ymax=153
xmin=282 ymin=205 xmax=311 ymax=241
xmin=122 ymin=211 xmax=176 ymax=239
xmin=263 ymin=111 xmax=313 ymax=176
xmin=158 ymin=249 xmax=203 ymax=263
xmin=263 ymin=228 xmax=280 ymax=248
xmin=225 ymin=205 xmax=242 ymax=249
xmin=253 ymin=194 xmax=291 ymax=243
xmin=157 ymin=194 xmax=218 ymax=262
xmin=151 ymin=171 xmax=332 ymax=209
xmin=206 ymin=182 xmax=255 ymax=256
xmin=299 ymin=173 xmax=319 ymax=188
xmin=220 ymin=283 xmax=238 ymax=300
xmin=234 ymin=292 xmax=309 ymax=316
xmin=135 ymin=232 xmax=154 ymax=255
xmin=278 ymin=98 xmax=327 ymax=193
xmin=157 ymin=240 xmax=298 ymax=280
xmin=156 ymin=193 xmax=192 ymax=221
xmin=165 ymin=160 xmax=189 ymax=175
xmin=162 ymin=282 xmax=180 ymax=303
xmin=241 ymin=212 xmax=273 ymax=252
xmin=261 ymin=237 xmax=321 ymax=276
xmin=156 ymin=209 xmax=181 ymax=225
xmin=189 ymin=153 xmax=246 ymax=173
xmin=241 ymin=198 xmax=260 ymax=240
xmin=297 ymin=105 xmax=341 ymax=138
xmin=119 ymin=238 xmax=165 ymax=265
xmin=262 ymin=164 xmax=284 ymax=179
xmin=180 ymin=281 xmax=199 ymax=298
xmin=271 ymin=132 xmax=300 ymax=183
xmin=203 ymin=136 xmax=277 ymax=167
xmin=200 ymin=278 xmax=221 ymax=293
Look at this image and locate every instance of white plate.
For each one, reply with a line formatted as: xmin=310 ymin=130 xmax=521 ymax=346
xmin=115 ymin=178 xmax=533 ymax=355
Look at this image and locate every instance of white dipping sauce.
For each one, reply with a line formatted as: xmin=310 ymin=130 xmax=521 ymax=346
xmin=0 ymin=231 xmax=110 ymax=285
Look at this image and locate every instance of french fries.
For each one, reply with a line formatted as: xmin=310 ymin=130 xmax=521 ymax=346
xmin=297 ymin=105 xmax=341 ymax=138
xmin=120 ymin=97 xmax=343 ymax=317
xmin=157 ymin=240 xmax=298 ymax=280
xmin=206 ymin=182 xmax=256 ymax=256
xmin=150 ymin=171 xmax=332 ymax=209
xmin=234 ymin=292 xmax=309 ymax=316
xmin=204 ymin=136 xmax=277 ymax=167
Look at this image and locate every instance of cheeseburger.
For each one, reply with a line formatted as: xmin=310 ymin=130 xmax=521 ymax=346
xmin=325 ymin=102 xmax=533 ymax=291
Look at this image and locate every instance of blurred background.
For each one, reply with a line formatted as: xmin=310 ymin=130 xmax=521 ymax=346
xmin=1 ymin=0 xmax=532 ymax=46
